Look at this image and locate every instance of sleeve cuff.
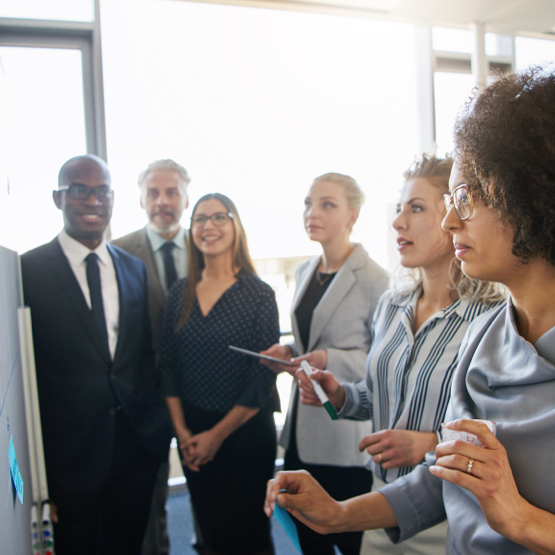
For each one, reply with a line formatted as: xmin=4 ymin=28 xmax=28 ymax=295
xmin=337 ymin=382 xmax=372 ymax=421
xmin=378 ymin=459 xmax=447 ymax=543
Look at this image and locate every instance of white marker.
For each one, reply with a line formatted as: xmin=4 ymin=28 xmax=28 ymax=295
xmin=300 ymin=361 xmax=338 ymax=420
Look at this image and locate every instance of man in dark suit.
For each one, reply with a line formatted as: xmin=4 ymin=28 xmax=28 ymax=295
xmin=112 ymin=159 xmax=190 ymax=555
xmin=21 ymin=154 xmax=172 ymax=555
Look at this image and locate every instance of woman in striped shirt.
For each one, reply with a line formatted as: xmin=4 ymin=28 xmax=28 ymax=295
xmin=297 ymin=154 xmax=505 ymax=555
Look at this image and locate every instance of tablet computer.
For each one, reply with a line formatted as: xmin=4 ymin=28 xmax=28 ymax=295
xmin=228 ymin=345 xmax=295 ymax=367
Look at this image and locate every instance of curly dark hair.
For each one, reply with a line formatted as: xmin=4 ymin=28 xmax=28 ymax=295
xmin=453 ymin=64 xmax=555 ymax=266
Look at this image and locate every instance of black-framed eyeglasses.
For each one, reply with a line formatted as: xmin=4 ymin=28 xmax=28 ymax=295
xmin=191 ymin=212 xmax=233 ymax=227
xmin=58 ymin=183 xmax=114 ymax=201
xmin=443 ymin=184 xmax=474 ymax=221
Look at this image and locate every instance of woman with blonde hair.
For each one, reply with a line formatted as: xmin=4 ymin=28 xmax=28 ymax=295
xmin=266 ymin=65 xmax=555 ymax=555
xmin=288 ymin=155 xmax=505 ymax=554
xmin=160 ymin=193 xmax=279 ymax=555
xmin=262 ymin=172 xmax=388 ymax=554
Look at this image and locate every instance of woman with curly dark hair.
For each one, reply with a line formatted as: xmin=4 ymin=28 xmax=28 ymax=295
xmin=265 ymin=64 xmax=555 ymax=555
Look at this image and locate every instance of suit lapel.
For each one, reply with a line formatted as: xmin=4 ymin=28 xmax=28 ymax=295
xmin=290 ymin=256 xmax=320 ymax=354
xmin=136 ymin=227 xmax=166 ymax=303
xmin=109 ymin=244 xmax=127 ymax=364
xmin=47 ymin=239 xmax=111 ymax=364
xmin=307 ymin=264 xmax=356 ymax=351
xmin=306 ymin=245 xmax=367 ymax=352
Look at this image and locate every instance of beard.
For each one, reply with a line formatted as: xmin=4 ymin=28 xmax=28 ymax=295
xmin=148 ymin=213 xmax=181 ymax=235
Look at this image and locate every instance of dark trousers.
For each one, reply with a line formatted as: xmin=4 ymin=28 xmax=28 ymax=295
xmin=52 ymin=414 xmax=160 ymax=555
xmin=284 ymin=440 xmax=373 ymax=555
xmin=183 ymin=405 xmax=276 ymax=555
xmin=141 ymin=459 xmax=170 ymax=555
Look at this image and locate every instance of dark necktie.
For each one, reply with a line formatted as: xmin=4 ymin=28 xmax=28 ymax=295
xmin=161 ymin=241 xmax=178 ymax=291
xmin=85 ymin=253 xmax=109 ymax=352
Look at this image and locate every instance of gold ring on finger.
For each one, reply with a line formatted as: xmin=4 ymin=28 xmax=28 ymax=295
xmin=377 ymin=453 xmax=383 ymax=463
xmin=467 ymin=458 xmax=474 ymax=474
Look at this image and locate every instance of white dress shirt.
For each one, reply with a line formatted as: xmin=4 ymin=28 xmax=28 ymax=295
xmin=57 ymin=229 xmax=120 ymax=358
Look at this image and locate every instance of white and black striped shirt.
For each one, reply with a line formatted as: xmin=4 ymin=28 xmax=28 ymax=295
xmin=340 ymin=288 xmax=504 ymax=483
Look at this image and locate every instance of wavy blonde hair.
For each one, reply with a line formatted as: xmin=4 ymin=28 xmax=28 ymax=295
xmin=393 ymin=154 xmax=506 ymax=304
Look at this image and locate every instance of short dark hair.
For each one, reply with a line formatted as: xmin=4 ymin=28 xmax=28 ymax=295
xmin=454 ymin=64 xmax=555 ymax=266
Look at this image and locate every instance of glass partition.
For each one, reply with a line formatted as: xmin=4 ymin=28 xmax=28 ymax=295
xmin=515 ymin=36 xmax=555 ymax=69
xmin=0 ymin=0 xmax=94 ymax=22
xmin=433 ymin=72 xmax=475 ymax=155
xmin=0 ymin=46 xmax=87 ymax=253
xmin=432 ymin=26 xmax=473 ymax=53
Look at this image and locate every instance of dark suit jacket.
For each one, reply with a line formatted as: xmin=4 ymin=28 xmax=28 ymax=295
xmin=21 ymin=238 xmax=173 ymax=497
xmin=112 ymin=227 xmax=171 ymax=355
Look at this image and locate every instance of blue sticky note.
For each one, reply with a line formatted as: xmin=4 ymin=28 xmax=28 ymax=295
xmin=8 ymin=435 xmax=24 ymax=504
xmin=273 ymin=503 xmax=302 ymax=553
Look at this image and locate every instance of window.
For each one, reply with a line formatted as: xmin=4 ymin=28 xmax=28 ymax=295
xmin=0 ymin=45 xmax=88 ymax=253
xmin=0 ymin=0 xmax=94 ymax=22
xmin=100 ymin=0 xmax=420 ymax=277
xmin=515 ymin=36 xmax=555 ymax=70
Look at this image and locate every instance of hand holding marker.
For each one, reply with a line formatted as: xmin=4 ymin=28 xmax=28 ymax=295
xmin=300 ymin=361 xmax=338 ymax=420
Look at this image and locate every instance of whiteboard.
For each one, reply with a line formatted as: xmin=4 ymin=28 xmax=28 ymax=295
xmin=0 ymin=245 xmax=32 ymax=555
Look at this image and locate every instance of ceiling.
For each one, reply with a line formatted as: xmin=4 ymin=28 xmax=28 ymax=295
xmin=181 ymin=0 xmax=555 ymax=36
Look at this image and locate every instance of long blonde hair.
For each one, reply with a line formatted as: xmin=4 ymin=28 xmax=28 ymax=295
xmin=179 ymin=193 xmax=256 ymax=326
xmin=393 ymin=154 xmax=506 ymax=304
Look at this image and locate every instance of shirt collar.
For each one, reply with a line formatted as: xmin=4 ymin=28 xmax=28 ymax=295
xmin=146 ymin=225 xmax=186 ymax=252
xmin=507 ymin=296 xmax=555 ymax=361
xmin=390 ymin=287 xmax=420 ymax=309
xmin=58 ymin=229 xmax=111 ymax=266
xmin=390 ymin=286 xmax=472 ymax=322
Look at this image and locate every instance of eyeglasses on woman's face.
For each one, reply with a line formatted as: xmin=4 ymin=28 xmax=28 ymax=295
xmin=191 ymin=212 xmax=233 ymax=227
xmin=443 ymin=184 xmax=474 ymax=221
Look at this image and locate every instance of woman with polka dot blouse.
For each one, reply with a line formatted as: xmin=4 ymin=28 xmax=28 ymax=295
xmin=160 ymin=193 xmax=280 ymax=555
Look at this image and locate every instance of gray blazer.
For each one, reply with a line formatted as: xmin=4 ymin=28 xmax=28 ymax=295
xmin=112 ymin=226 xmax=183 ymax=355
xmin=280 ymin=243 xmax=388 ymax=467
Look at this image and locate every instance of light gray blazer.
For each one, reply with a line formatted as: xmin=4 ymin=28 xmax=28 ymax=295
xmin=112 ymin=226 xmax=169 ymax=355
xmin=280 ymin=243 xmax=388 ymax=467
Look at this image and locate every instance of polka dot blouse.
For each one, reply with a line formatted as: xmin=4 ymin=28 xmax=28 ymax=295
xmin=159 ymin=270 xmax=280 ymax=413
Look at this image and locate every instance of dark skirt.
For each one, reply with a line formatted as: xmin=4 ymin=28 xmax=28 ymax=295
xmin=182 ymin=403 xmax=277 ymax=555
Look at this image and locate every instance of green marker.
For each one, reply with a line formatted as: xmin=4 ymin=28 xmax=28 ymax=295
xmin=300 ymin=361 xmax=338 ymax=420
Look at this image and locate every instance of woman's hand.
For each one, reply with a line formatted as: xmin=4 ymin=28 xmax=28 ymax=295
xmin=175 ymin=426 xmax=199 ymax=471
xmin=359 ymin=429 xmax=438 ymax=469
xmin=260 ymin=344 xmax=296 ymax=375
xmin=290 ymin=350 xmax=328 ymax=371
xmin=183 ymin=429 xmax=224 ymax=471
xmin=264 ymin=470 xmax=345 ymax=534
xmin=264 ymin=470 xmax=399 ymax=535
xmin=430 ymin=420 xmax=528 ymax=540
xmin=295 ymin=367 xmax=346 ymax=410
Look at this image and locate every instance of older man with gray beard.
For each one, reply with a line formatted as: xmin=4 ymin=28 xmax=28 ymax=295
xmin=113 ymin=159 xmax=191 ymax=555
